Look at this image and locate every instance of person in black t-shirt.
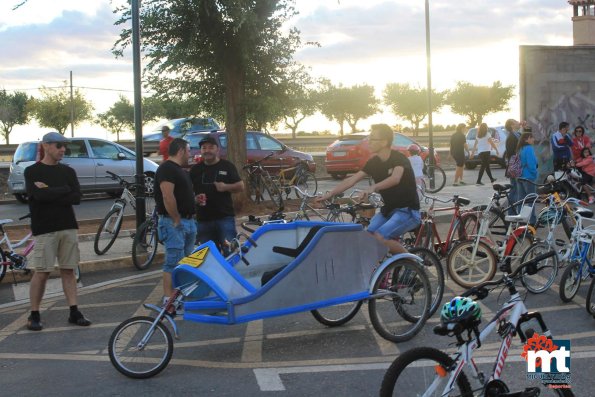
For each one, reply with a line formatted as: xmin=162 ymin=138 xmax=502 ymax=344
xmin=317 ymin=124 xmax=421 ymax=254
xmin=189 ymin=136 xmax=244 ymax=255
xmin=24 ymin=132 xmax=91 ymax=331
xmin=450 ymin=123 xmax=469 ymax=186
xmin=154 ymin=138 xmax=197 ymax=299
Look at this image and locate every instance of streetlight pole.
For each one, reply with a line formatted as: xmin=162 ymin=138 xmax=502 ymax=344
xmin=132 ymin=0 xmax=145 ymax=227
xmin=424 ymin=0 xmax=435 ymax=189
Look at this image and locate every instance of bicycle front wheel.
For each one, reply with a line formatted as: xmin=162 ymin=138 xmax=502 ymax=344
xmin=108 ymin=316 xmax=173 ymax=379
xmin=0 ymin=251 xmax=7 ymax=282
xmin=447 ymin=239 xmax=497 ymax=288
xmin=94 ymin=207 xmax=124 ymax=255
xmin=422 ymin=165 xmax=446 ymax=193
xmin=586 ymin=277 xmax=595 ymax=317
xmin=310 ymin=300 xmax=363 ymax=327
xmin=132 ymin=218 xmax=159 ymax=271
xmin=368 ymin=259 xmax=431 ymax=342
xmin=559 ymin=262 xmax=582 ymax=302
xmin=409 ymin=247 xmax=444 ymax=318
xmin=295 ymin=171 xmax=318 ymax=198
xmin=380 ymin=346 xmax=473 ymax=397
xmin=520 ymin=242 xmax=558 ymax=294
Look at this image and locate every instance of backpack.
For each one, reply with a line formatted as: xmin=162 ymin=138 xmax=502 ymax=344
xmin=505 ymin=153 xmax=522 ymax=178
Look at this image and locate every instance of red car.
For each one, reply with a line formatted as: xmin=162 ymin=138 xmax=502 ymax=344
xmin=325 ymin=132 xmax=440 ymax=179
xmin=186 ymin=131 xmax=316 ymax=173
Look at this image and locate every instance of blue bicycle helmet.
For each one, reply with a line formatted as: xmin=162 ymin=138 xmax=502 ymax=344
xmin=440 ymin=296 xmax=481 ymax=326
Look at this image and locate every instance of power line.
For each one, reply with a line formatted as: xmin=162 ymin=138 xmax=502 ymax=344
xmin=2 ymin=85 xmax=135 ymax=93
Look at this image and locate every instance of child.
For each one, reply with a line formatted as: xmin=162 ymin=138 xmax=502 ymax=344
xmin=407 ymin=144 xmax=424 ymax=196
xmin=574 ymin=147 xmax=595 ymax=204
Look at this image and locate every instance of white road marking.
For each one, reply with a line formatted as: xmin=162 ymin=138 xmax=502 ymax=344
xmin=242 ymin=320 xmax=263 ymax=362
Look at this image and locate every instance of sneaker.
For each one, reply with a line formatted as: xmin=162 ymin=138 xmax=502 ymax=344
xmin=68 ymin=311 xmax=91 ymax=327
xmin=453 ymin=182 xmax=460 ymax=186
xmin=491 ymin=178 xmax=497 ymax=183
xmin=459 ymin=181 xmax=467 ymax=185
xmin=27 ymin=315 xmax=43 ymax=331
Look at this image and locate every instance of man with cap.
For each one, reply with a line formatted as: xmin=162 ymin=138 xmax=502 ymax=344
xmin=189 ymin=136 xmax=244 ymax=256
xmin=159 ymin=125 xmax=174 ymax=161
xmin=24 ymin=131 xmax=91 ymax=331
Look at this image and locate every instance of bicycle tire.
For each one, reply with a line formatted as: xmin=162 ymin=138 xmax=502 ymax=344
xmin=447 ymin=239 xmax=498 ymax=288
xmin=408 ymin=247 xmax=444 ymax=318
xmin=368 ymin=258 xmax=431 ymax=342
xmin=108 ymin=316 xmax=173 ymax=379
xmin=0 ymin=251 xmax=7 ymax=283
xmin=455 ymin=212 xmax=479 ymax=247
xmin=94 ymin=207 xmax=123 ymax=255
xmin=310 ymin=300 xmax=363 ymax=327
xmin=422 ymin=165 xmax=446 ymax=193
xmin=380 ymin=346 xmax=473 ymax=397
xmin=520 ymin=242 xmax=558 ymax=294
xmin=262 ymin=177 xmax=283 ymax=209
xmin=559 ymin=262 xmax=582 ymax=302
xmin=586 ymin=277 xmax=595 ymax=317
xmin=295 ymin=171 xmax=318 ymax=199
xmin=132 ymin=218 xmax=159 ymax=271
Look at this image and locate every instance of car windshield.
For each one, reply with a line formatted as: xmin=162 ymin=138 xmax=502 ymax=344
xmin=13 ymin=142 xmax=38 ymax=163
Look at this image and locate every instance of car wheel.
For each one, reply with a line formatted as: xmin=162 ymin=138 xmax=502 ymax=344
xmin=330 ymin=172 xmax=347 ymax=180
xmin=13 ymin=193 xmax=28 ymax=204
xmin=464 ymin=162 xmax=477 ymax=170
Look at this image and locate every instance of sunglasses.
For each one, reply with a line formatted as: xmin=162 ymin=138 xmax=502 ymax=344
xmin=53 ymin=142 xmax=68 ymax=149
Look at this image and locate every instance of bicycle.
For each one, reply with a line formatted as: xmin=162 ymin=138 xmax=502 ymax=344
xmin=1 ymin=215 xmax=81 ymax=284
xmin=274 ymin=160 xmax=318 ymax=199
xmin=93 ymin=171 xmax=155 ymax=255
xmin=586 ymin=276 xmax=595 ymax=318
xmin=446 ymin=193 xmax=538 ymax=288
xmin=131 ymin=207 xmax=160 ymax=271
xmin=421 ymin=163 xmax=447 ymax=194
xmin=558 ymin=206 xmax=595 ymax=302
xmin=380 ymin=250 xmax=574 ymax=397
xmin=242 ymin=152 xmax=283 ymax=209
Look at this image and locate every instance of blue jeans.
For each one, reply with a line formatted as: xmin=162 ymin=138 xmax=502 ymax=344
xmin=157 ymin=216 xmax=197 ymax=273
xmin=508 ymin=177 xmax=519 ymax=215
xmin=196 ymin=216 xmax=237 ymax=256
xmin=368 ymin=208 xmax=421 ymax=240
xmin=517 ymin=179 xmax=537 ymax=225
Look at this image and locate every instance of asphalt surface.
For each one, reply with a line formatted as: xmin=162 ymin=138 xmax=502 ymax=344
xmin=1 ymin=166 xmax=594 ymax=396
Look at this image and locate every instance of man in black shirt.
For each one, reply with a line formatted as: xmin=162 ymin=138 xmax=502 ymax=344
xmin=24 ymin=132 xmax=91 ymax=331
xmin=154 ymin=138 xmax=197 ymax=299
xmin=317 ymin=124 xmax=420 ymax=254
xmin=189 ymin=136 xmax=244 ymax=255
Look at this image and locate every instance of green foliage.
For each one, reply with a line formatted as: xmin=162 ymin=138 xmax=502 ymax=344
xmin=0 ymin=89 xmax=30 ymax=144
xmin=96 ymin=95 xmax=135 ymax=141
xmin=383 ymin=83 xmax=444 ymax=136
xmin=280 ymin=67 xmax=318 ymax=138
xmin=446 ymin=81 xmax=514 ymax=127
xmin=28 ymin=85 xmax=93 ymax=135
xmin=317 ymin=81 xmax=378 ymax=135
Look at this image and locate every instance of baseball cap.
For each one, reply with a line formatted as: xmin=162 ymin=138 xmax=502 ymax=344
xmin=42 ymin=132 xmax=69 ymax=143
xmin=199 ymin=136 xmax=218 ymax=148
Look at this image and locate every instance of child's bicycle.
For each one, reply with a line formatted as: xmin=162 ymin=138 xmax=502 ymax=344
xmin=380 ymin=250 xmax=574 ymax=397
xmin=1 ymin=214 xmax=81 ymax=284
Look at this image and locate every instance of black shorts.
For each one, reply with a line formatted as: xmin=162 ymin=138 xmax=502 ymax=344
xmin=452 ymin=153 xmax=465 ymax=167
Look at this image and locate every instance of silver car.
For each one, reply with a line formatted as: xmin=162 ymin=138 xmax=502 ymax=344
xmin=7 ymin=137 xmax=158 ymax=203
xmin=464 ymin=125 xmax=508 ymax=169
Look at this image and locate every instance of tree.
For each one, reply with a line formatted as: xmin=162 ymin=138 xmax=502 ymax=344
xmin=446 ymin=81 xmax=514 ymax=127
xmin=28 ymin=85 xmax=93 ymax=135
xmin=318 ymin=81 xmax=379 ymax=135
xmin=0 ymin=89 xmax=29 ymax=144
xmin=97 ymin=95 xmax=135 ymax=141
xmin=383 ymin=83 xmax=444 ymax=137
xmin=113 ymin=0 xmax=301 ymax=204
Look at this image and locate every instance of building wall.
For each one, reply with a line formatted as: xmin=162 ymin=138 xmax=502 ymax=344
xmin=520 ymin=45 xmax=595 ymax=180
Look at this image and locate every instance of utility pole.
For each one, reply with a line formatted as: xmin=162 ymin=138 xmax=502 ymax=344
xmin=424 ymin=0 xmax=435 ymax=189
xmin=70 ymin=71 xmax=74 ymax=137
xmin=132 ymin=0 xmax=146 ymax=227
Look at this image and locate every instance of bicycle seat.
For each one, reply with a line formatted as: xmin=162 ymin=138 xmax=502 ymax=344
xmin=454 ymin=197 xmax=470 ymax=206
xmin=576 ymin=208 xmax=594 ymax=219
xmin=492 ymin=184 xmax=511 ymax=193
xmin=0 ymin=219 xmax=14 ymax=226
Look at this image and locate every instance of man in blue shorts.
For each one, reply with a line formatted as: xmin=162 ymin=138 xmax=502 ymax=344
xmin=317 ymin=123 xmax=420 ymax=254
xmin=154 ymin=138 xmax=197 ymax=300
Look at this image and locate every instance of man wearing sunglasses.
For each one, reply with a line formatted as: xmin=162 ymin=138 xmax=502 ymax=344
xmin=23 ymin=132 xmax=91 ymax=331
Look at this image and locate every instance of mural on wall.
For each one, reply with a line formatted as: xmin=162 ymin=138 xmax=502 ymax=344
xmin=521 ymin=46 xmax=595 ymax=181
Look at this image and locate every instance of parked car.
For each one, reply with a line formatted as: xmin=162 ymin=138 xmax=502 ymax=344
xmin=185 ymin=131 xmax=316 ymax=173
xmin=324 ymin=131 xmax=440 ymax=179
xmin=464 ymin=125 xmax=508 ymax=169
xmin=142 ymin=117 xmax=220 ymax=153
xmin=8 ymin=137 xmax=159 ymax=203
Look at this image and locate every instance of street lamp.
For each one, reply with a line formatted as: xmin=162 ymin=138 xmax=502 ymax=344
xmin=424 ymin=0 xmax=436 ymax=189
xmin=132 ymin=0 xmax=146 ymax=227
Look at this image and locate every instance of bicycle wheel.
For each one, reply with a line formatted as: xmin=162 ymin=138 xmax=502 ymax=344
xmin=453 ymin=213 xmax=480 ymax=248
xmin=108 ymin=316 xmax=173 ymax=379
xmin=422 ymin=165 xmax=446 ymax=193
xmin=559 ymin=262 xmax=582 ymax=302
xmin=409 ymin=247 xmax=444 ymax=318
xmin=94 ymin=207 xmax=123 ymax=255
xmin=132 ymin=218 xmax=159 ymax=271
xmin=586 ymin=277 xmax=595 ymax=317
xmin=310 ymin=300 xmax=363 ymax=327
xmin=380 ymin=347 xmax=473 ymax=397
xmin=262 ymin=177 xmax=283 ymax=209
xmin=520 ymin=242 xmax=558 ymax=294
xmin=508 ymin=229 xmax=534 ymax=274
xmin=0 ymin=251 xmax=7 ymax=283
xmin=447 ymin=240 xmax=497 ymax=288
xmin=368 ymin=259 xmax=431 ymax=342
xmin=295 ymin=171 xmax=318 ymax=198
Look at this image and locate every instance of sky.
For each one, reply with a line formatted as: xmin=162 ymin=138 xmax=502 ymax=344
xmin=0 ymin=0 xmax=575 ymax=143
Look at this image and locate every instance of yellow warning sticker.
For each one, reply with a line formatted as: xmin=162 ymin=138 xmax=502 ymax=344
xmin=179 ymin=247 xmax=209 ymax=267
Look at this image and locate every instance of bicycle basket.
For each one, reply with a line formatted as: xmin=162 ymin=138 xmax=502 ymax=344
xmin=537 ymin=207 xmax=563 ymax=227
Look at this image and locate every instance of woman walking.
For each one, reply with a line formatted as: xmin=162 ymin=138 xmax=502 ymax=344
xmin=470 ymin=123 xmax=499 ymax=185
xmin=517 ymin=131 xmax=538 ymax=224
xmin=450 ymin=123 xmax=469 ymax=186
